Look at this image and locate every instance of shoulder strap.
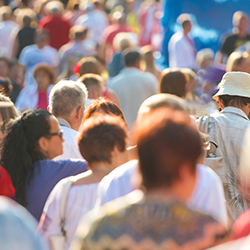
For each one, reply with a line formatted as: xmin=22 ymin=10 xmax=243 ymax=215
xmin=60 ymin=177 xmax=74 ymax=236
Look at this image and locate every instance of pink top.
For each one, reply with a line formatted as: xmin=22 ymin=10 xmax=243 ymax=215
xmin=36 ymin=91 xmax=48 ymax=110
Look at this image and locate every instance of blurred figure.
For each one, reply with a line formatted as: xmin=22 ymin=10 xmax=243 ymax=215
xmin=38 ymin=1 xmax=71 ymax=50
xmin=140 ymin=45 xmax=161 ymax=79
xmin=109 ymin=48 xmax=157 ymax=128
xmin=158 ymin=68 xmax=187 ymax=98
xmin=0 ymin=77 xmax=12 ymax=97
xmin=0 ymin=197 xmax=46 ymax=250
xmin=168 ymin=13 xmax=196 ymax=68
xmin=75 ymin=0 xmax=108 ymax=45
xmin=63 ymin=0 xmax=83 ymax=25
xmin=19 ymin=29 xmax=59 ymax=86
xmin=39 ymin=115 xmax=129 ymax=249
xmin=196 ymin=48 xmax=214 ymax=70
xmin=217 ymin=11 xmax=250 ymax=64
xmin=72 ymin=107 xmax=227 ymax=250
xmin=0 ymin=6 xmax=19 ymax=59
xmin=16 ymin=63 xmax=55 ymax=111
xmin=58 ymin=25 xmax=90 ymax=74
xmin=226 ymin=51 xmax=250 ymax=73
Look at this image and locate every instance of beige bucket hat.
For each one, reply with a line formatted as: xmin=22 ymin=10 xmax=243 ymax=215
xmin=213 ymin=71 xmax=250 ymax=101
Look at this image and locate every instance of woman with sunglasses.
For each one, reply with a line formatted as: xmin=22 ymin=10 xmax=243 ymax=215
xmin=0 ymin=109 xmax=88 ymax=221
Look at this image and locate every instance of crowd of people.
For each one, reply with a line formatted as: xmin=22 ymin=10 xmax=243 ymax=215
xmin=1 ymin=0 xmax=250 ymax=249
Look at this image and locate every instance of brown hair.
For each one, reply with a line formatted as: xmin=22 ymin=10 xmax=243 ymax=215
xmin=158 ymin=69 xmax=187 ymax=98
xmin=77 ymin=73 xmax=104 ymax=92
xmin=83 ymin=97 xmax=125 ymax=123
xmin=78 ymin=57 xmax=101 ymax=76
xmin=136 ymin=107 xmax=202 ymax=190
xmin=78 ymin=115 xmax=128 ymax=164
xmin=0 ymin=77 xmax=12 ymax=96
xmin=33 ymin=64 xmax=55 ymax=85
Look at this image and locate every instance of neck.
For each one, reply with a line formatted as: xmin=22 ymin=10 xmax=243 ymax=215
xmin=90 ymin=162 xmax=116 ymax=174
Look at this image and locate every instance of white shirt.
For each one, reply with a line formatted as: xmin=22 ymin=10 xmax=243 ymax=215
xmin=0 ymin=20 xmax=19 ymax=58
xmin=109 ymin=68 xmax=158 ymax=129
xmin=53 ymin=118 xmax=83 ymax=161
xmin=19 ymin=45 xmax=59 ymax=86
xmin=168 ymin=31 xmax=196 ymax=68
xmin=15 ymin=84 xmax=53 ymax=112
xmin=75 ymin=10 xmax=108 ymax=44
xmin=39 ymin=177 xmax=99 ymax=249
xmin=95 ymin=160 xmax=228 ymax=226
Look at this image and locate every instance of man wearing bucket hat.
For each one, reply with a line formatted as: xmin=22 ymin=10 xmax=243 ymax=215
xmin=198 ymin=71 xmax=250 ymax=219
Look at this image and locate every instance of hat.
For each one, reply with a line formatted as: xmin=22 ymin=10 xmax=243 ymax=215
xmin=177 ymin=13 xmax=192 ymax=25
xmin=213 ymin=72 xmax=250 ymax=101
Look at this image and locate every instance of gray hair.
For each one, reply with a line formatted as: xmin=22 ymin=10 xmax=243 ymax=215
xmin=49 ymin=80 xmax=88 ymax=117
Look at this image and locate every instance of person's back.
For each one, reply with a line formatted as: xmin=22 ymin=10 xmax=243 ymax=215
xmin=109 ymin=49 xmax=157 ymax=128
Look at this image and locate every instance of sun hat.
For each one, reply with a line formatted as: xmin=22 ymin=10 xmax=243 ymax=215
xmin=213 ymin=71 xmax=250 ymax=101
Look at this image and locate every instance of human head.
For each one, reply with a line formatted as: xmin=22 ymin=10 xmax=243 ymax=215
xmin=0 ymin=57 xmax=10 ymax=77
xmin=77 ymin=73 xmax=104 ymax=99
xmin=233 ymin=11 xmax=249 ymax=33
xmin=0 ymin=77 xmax=12 ymax=97
xmin=0 ymin=6 xmax=12 ymax=21
xmin=46 ymin=0 xmax=64 ymax=15
xmin=49 ymin=80 xmax=88 ymax=130
xmin=213 ymin=72 xmax=250 ymax=112
xmin=35 ymin=29 xmax=50 ymax=49
xmin=33 ymin=63 xmax=55 ymax=91
xmin=78 ymin=115 xmax=128 ymax=166
xmin=136 ymin=107 xmax=202 ymax=200
xmin=123 ymin=48 xmax=141 ymax=68
xmin=158 ymin=69 xmax=187 ymax=98
xmin=196 ymin=48 xmax=214 ymax=69
xmin=69 ymin=25 xmax=88 ymax=41
xmin=0 ymin=95 xmax=18 ymax=135
xmin=1 ymin=109 xmax=63 ymax=205
xmin=78 ymin=57 xmax=102 ymax=76
xmin=177 ymin=13 xmax=192 ymax=34
xmin=83 ymin=97 xmax=125 ymax=123
xmin=226 ymin=51 xmax=250 ymax=73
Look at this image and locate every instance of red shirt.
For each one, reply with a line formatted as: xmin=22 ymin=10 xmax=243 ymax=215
xmin=0 ymin=166 xmax=15 ymax=199
xmin=38 ymin=16 xmax=71 ymax=50
xmin=36 ymin=91 xmax=48 ymax=110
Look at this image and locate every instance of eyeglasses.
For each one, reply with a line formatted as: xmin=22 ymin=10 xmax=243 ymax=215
xmin=45 ymin=130 xmax=63 ymax=140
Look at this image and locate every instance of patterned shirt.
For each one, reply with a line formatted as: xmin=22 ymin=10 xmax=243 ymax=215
xmin=71 ymin=190 xmax=227 ymax=250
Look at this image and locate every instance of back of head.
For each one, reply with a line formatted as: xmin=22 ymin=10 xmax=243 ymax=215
xmin=226 ymin=51 xmax=249 ymax=72
xmin=78 ymin=115 xmax=128 ymax=164
xmin=46 ymin=1 xmax=64 ymax=15
xmin=158 ymin=69 xmax=187 ymax=98
xmin=1 ymin=109 xmax=52 ymax=206
xmin=77 ymin=73 xmax=104 ymax=98
xmin=0 ymin=6 xmax=12 ymax=21
xmin=136 ymin=107 xmax=202 ymax=190
xmin=69 ymin=25 xmax=88 ymax=40
xmin=78 ymin=57 xmax=102 ymax=76
xmin=196 ymin=48 xmax=214 ymax=69
xmin=83 ymin=97 xmax=125 ymax=123
xmin=49 ymin=80 xmax=88 ymax=117
xmin=123 ymin=48 xmax=141 ymax=67
xmin=0 ymin=77 xmax=12 ymax=97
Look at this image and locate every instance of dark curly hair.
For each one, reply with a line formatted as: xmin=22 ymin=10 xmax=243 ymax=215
xmin=1 ymin=109 xmax=52 ymax=206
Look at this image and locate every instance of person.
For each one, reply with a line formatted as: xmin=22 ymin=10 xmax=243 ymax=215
xmin=49 ymin=80 xmax=88 ymax=161
xmin=0 ymin=77 xmax=12 ymax=97
xmin=168 ymin=13 xmax=196 ymax=68
xmin=196 ymin=48 xmax=214 ymax=70
xmin=71 ymin=107 xmax=227 ymax=250
xmin=77 ymin=73 xmax=104 ymax=107
xmin=15 ymin=63 xmax=55 ymax=112
xmin=158 ymin=68 xmax=187 ymax=98
xmin=38 ymin=115 xmax=129 ymax=249
xmin=75 ymin=0 xmax=108 ymax=45
xmin=198 ymin=71 xmax=250 ymax=219
xmin=109 ymin=48 xmax=157 ymax=128
xmin=226 ymin=51 xmax=250 ymax=73
xmin=38 ymin=1 xmax=72 ymax=50
xmin=217 ymin=11 xmax=250 ymax=64
xmin=19 ymin=29 xmax=59 ymax=86
xmin=0 ymin=6 xmax=19 ymax=59
xmin=0 ymin=197 xmax=47 ymax=250
xmin=0 ymin=109 xmax=88 ymax=221
xmin=95 ymin=93 xmax=228 ymax=227
xmin=58 ymin=25 xmax=90 ymax=73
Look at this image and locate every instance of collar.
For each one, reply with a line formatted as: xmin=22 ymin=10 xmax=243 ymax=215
xmin=221 ymin=106 xmax=249 ymax=120
xmin=57 ymin=118 xmax=71 ymax=128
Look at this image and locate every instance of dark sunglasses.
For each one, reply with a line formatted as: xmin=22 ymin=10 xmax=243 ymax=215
xmin=45 ymin=130 xmax=63 ymax=140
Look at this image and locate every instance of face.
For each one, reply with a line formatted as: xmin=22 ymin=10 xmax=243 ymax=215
xmin=238 ymin=17 xmax=249 ymax=32
xmin=45 ymin=116 xmax=64 ymax=159
xmin=35 ymin=70 xmax=51 ymax=91
xmin=0 ymin=61 xmax=9 ymax=77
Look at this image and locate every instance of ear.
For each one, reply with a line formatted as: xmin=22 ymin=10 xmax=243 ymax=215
xmin=38 ymin=136 xmax=49 ymax=153
xmin=47 ymin=105 xmax=51 ymax=112
xmin=218 ymin=97 xmax=225 ymax=110
xmin=75 ymin=106 xmax=82 ymax=120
